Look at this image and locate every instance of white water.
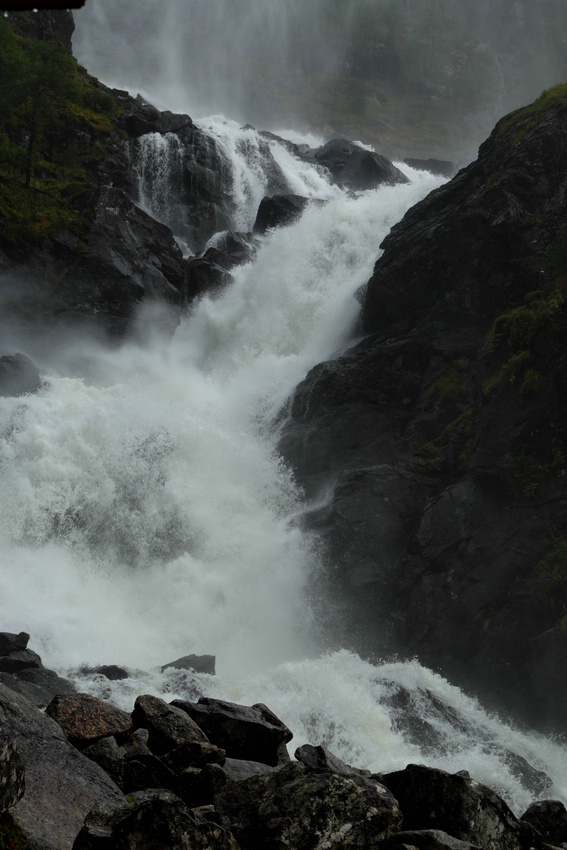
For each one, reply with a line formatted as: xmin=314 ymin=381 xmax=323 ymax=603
xmin=2 ymin=151 xmax=567 ymax=813
xmin=6 ymin=2 xmax=567 ymax=818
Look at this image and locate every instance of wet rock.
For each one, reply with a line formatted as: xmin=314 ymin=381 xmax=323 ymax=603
xmin=89 ymin=665 xmax=130 ymax=681
xmin=299 ymin=138 xmax=409 ymax=189
xmin=45 ymin=693 xmax=133 ymax=749
xmin=0 ymin=632 xmax=30 ymax=655
xmin=0 ymin=667 xmax=76 ymax=708
xmin=82 ymin=737 xmax=125 ymax=790
xmin=379 ymin=764 xmax=531 ymax=850
xmin=161 ymin=740 xmax=226 ymax=772
xmin=253 ymin=194 xmax=309 ymax=235
xmin=172 ymin=697 xmax=292 ymax=767
xmin=73 ymin=788 xmax=240 ymax=850
xmin=131 ymin=693 xmax=209 ymax=756
xmin=521 ymin=799 xmax=567 ymax=846
xmin=174 ymin=762 xmax=228 ymax=808
xmin=0 ymin=648 xmax=43 ymax=674
xmin=295 ymin=743 xmax=371 ymax=778
xmin=0 ymin=354 xmax=42 ymax=397
xmin=122 ymin=752 xmax=176 ymax=795
xmin=214 ymin=760 xmax=402 ymax=849
xmin=221 ymin=757 xmax=278 ymax=782
xmin=161 ymin=653 xmax=216 ymax=675
xmin=0 ymin=740 xmax=25 ymax=814
xmin=0 ymin=683 xmax=122 ymax=850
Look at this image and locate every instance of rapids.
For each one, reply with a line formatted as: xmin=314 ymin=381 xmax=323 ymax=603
xmin=1 ymin=0 xmax=567 ymax=822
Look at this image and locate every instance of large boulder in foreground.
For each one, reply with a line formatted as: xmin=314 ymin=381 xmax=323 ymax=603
xmin=280 ymin=86 xmax=567 ymax=731
xmin=214 ymin=760 xmax=402 ymax=849
xmin=0 ymin=683 xmax=122 ymax=850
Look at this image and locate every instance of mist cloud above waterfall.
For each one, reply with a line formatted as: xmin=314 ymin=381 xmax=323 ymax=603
xmin=73 ymin=0 xmax=567 ymax=160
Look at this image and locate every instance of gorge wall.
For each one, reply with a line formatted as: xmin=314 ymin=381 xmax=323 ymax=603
xmin=280 ymin=86 xmax=567 ymax=732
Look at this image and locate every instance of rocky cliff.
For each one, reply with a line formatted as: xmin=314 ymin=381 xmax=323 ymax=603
xmin=280 ymin=85 xmax=567 ymax=732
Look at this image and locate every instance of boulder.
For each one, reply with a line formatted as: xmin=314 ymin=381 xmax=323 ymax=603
xmin=46 ymin=693 xmax=133 ymax=749
xmin=131 ymin=694 xmax=209 ymax=756
xmin=253 ymin=194 xmax=309 ymax=235
xmin=161 ymin=740 xmax=226 ymax=772
xmin=0 ymin=632 xmax=29 ymax=655
xmin=214 ymin=760 xmax=402 ymax=849
xmin=73 ymin=788 xmax=240 ymax=850
xmin=382 ymin=829 xmax=483 ymax=849
xmin=172 ymin=697 xmax=292 ymax=767
xmin=82 ymin=737 xmax=125 ymax=790
xmin=521 ymin=799 xmax=567 ymax=846
xmin=299 ymin=138 xmax=409 ymax=190
xmin=379 ymin=764 xmax=532 ymax=850
xmin=0 ymin=683 xmax=122 ymax=850
xmin=221 ymin=757 xmax=277 ymax=782
xmin=294 ymin=743 xmax=371 ymax=778
xmin=161 ymin=653 xmax=216 ymax=675
xmin=0 ymin=667 xmax=76 ymax=708
xmin=0 ymin=355 xmax=42 ymax=397
xmin=0 ymin=648 xmax=43 ymax=674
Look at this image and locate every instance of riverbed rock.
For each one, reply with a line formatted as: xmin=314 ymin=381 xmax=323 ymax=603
xmin=253 ymin=194 xmax=309 ymax=234
xmin=172 ymin=697 xmax=292 ymax=767
xmin=73 ymin=788 xmax=240 ymax=850
xmin=214 ymin=760 xmax=402 ymax=849
xmin=0 ymin=683 xmax=122 ymax=850
xmin=161 ymin=653 xmax=216 ymax=675
xmin=131 ymin=693 xmax=209 ymax=756
xmin=378 ymin=764 xmax=531 ymax=850
xmin=46 ymin=693 xmax=133 ymax=749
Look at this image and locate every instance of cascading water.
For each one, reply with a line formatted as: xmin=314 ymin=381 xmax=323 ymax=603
xmin=131 ymin=133 xmax=187 ymax=238
xmin=2 ymin=0 xmax=567 ymax=824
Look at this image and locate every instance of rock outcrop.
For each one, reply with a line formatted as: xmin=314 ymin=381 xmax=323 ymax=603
xmin=280 ymin=85 xmax=567 ymax=731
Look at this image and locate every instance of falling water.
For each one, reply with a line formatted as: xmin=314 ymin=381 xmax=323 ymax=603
xmin=2 ymin=0 xmax=567 ymax=821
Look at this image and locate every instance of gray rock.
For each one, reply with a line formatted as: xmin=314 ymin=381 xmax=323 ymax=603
xmin=131 ymin=693 xmax=209 ymax=756
xmin=0 ymin=683 xmax=122 ymax=850
xmin=0 ymin=739 xmax=25 ymax=814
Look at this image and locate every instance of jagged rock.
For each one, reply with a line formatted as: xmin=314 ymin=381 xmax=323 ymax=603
xmin=0 ymin=740 xmax=25 ymax=814
xmin=521 ymin=799 xmax=567 ymax=846
xmin=0 ymin=355 xmax=42 ymax=397
xmin=0 ymin=683 xmax=122 ymax=850
xmin=131 ymin=694 xmax=209 ymax=756
xmin=299 ymin=138 xmax=409 ymax=189
xmin=382 ymin=829 xmax=483 ymax=849
xmin=73 ymin=788 xmax=240 ymax=850
xmin=0 ymin=648 xmax=42 ymax=674
xmin=172 ymin=697 xmax=292 ymax=767
xmin=0 ymin=666 xmax=76 ymax=708
xmin=279 ymin=88 xmax=567 ymax=731
xmin=221 ymin=758 xmax=277 ymax=782
xmin=161 ymin=654 xmax=216 ymax=675
xmin=214 ymin=760 xmax=402 ymax=849
xmin=0 ymin=632 xmax=29 ymax=655
xmin=161 ymin=740 xmax=226 ymax=772
xmin=82 ymin=737 xmax=125 ymax=790
xmin=294 ymin=743 xmax=371 ymax=778
xmin=87 ymin=665 xmax=130 ymax=681
xmin=45 ymin=693 xmax=133 ymax=749
xmin=253 ymin=194 xmax=309 ymax=235
xmin=123 ymin=752 xmax=176 ymax=795
xmin=378 ymin=764 xmax=532 ymax=850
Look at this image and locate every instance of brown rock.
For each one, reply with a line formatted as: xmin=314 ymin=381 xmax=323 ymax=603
xmin=45 ymin=693 xmax=132 ymax=748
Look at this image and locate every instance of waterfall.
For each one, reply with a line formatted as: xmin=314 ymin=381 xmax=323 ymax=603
xmin=131 ymin=133 xmax=186 ymax=237
xmin=2 ymin=0 xmax=566 ymax=822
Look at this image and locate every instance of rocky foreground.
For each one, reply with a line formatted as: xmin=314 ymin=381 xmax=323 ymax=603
xmin=0 ymin=632 xmax=566 ymax=850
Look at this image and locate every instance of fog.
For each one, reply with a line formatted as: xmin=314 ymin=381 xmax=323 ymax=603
xmin=73 ymin=0 xmax=567 ymax=160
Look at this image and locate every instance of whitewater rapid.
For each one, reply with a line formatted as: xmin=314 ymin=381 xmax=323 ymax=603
xmin=1 ymin=125 xmax=566 ymax=814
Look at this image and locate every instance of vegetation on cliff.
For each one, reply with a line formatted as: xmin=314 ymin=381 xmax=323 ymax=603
xmin=0 ymin=13 xmax=121 ymax=246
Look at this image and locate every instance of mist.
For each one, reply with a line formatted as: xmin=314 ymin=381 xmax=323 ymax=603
xmin=73 ymin=0 xmax=567 ymax=161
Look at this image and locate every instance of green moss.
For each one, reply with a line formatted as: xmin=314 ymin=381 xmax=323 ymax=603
xmin=482 ymin=350 xmax=532 ymax=399
xmin=519 ymin=368 xmax=543 ymax=399
xmin=421 ymin=360 xmax=471 ymax=411
xmin=497 ymin=83 xmax=567 ymax=142
xmin=535 ymin=529 xmax=567 ymax=598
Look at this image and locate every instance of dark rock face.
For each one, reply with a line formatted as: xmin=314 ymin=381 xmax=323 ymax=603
xmin=172 ymin=697 xmax=292 ymax=767
xmin=161 ymin=654 xmax=216 ymax=675
xmin=0 ymin=683 xmax=122 ymax=850
xmin=299 ymin=138 xmax=409 ymax=189
xmin=73 ymin=789 xmax=240 ymax=850
xmin=253 ymin=194 xmax=309 ymax=235
xmin=280 ymin=89 xmax=567 ymax=731
xmin=403 ymin=158 xmax=457 ymax=177
xmin=379 ymin=764 xmax=531 ymax=850
xmin=521 ymin=799 xmax=567 ymax=847
xmin=214 ymin=760 xmax=402 ymax=849
xmin=131 ymin=694 xmax=209 ymax=756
